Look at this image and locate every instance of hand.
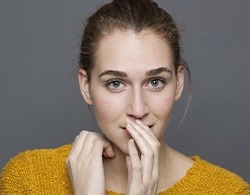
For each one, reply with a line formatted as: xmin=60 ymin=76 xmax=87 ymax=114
xmin=66 ymin=130 xmax=115 ymax=195
xmin=125 ymin=119 xmax=160 ymax=195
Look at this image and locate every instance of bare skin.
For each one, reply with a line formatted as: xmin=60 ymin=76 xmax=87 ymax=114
xmin=67 ymin=30 xmax=194 ymax=194
xmin=102 ymin=122 xmax=194 ymax=193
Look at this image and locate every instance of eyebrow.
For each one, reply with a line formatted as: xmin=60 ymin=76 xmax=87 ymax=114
xmin=145 ymin=67 xmax=172 ymax=76
xmin=99 ymin=67 xmax=172 ymax=78
xmin=99 ymin=70 xmax=127 ymax=78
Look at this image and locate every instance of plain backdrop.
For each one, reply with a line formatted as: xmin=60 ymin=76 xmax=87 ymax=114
xmin=0 ymin=0 xmax=249 ymax=182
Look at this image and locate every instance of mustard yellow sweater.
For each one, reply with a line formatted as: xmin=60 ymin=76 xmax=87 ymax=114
xmin=1 ymin=144 xmax=249 ymax=194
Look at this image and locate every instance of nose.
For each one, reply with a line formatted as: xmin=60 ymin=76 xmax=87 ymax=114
xmin=126 ymin=88 xmax=149 ymax=119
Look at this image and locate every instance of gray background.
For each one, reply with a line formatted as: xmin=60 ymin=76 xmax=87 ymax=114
xmin=0 ymin=0 xmax=249 ymax=182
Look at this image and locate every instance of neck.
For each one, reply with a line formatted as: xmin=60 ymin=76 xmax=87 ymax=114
xmin=104 ymin=138 xmax=173 ymax=193
xmin=103 ymin=144 xmax=129 ymax=192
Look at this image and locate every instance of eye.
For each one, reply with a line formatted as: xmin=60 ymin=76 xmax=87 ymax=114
xmin=147 ymin=78 xmax=166 ymax=90
xmin=105 ymin=80 xmax=125 ymax=92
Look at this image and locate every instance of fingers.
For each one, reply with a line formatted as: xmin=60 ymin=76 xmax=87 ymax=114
xmin=80 ymin=133 xmax=103 ymax=158
xmin=66 ymin=131 xmax=111 ymax=195
xmin=135 ymin=119 xmax=156 ymax=140
xmin=126 ymin=139 xmax=143 ymax=193
xmin=68 ymin=130 xmax=115 ymax=162
xmin=128 ymin=139 xmax=142 ymax=181
xmin=126 ymin=138 xmax=159 ymax=195
xmin=126 ymin=120 xmax=160 ymax=155
xmin=82 ymin=134 xmax=115 ymax=159
xmin=126 ymin=155 xmax=132 ymax=182
xmin=68 ymin=132 xmax=87 ymax=160
xmin=126 ymin=119 xmax=160 ymax=185
xmin=128 ymin=124 xmax=154 ymax=183
xmin=104 ymin=143 xmax=115 ymax=158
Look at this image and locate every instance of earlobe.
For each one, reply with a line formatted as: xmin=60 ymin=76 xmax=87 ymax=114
xmin=78 ymin=69 xmax=93 ymax=105
xmin=174 ymin=65 xmax=185 ymax=101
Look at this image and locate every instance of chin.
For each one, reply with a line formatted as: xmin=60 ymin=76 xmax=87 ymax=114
xmin=112 ymin=139 xmax=144 ymax=157
xmin=110 ymin=140 xmax=130 ymax=155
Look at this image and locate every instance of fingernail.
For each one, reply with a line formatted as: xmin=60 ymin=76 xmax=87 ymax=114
xmin=135 ymin=119 xmax=141 ymax=124
xmin=126 ymin=122 xmax=132 ymax=129
xmin=126 ymin=118 xmax=131 ymax=125
xmin=127 ymin=123 xmax=136 ymax=132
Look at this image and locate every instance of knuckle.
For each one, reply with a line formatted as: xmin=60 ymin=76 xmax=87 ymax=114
xmin=135 ymin=131 xmax=143 ymax=138
xmin=85 ymin=132 xmax=103 ymax=142
xmin=152 ymin=169 xmax=159 ymax=180
xmin=80 ymin=130 xmax=88 ymax=134
xmin=79 ymin=130 xmax=89 ymax=136
xmin=153 ymin=173 xmax=159 ymax=181
xmin=154 ymin=140 xmax=161 ymax=148
xmin=146 ymin=150 xmax=154 ymax=158
xmin=66 ymin=156 xmax=77 ymax=166
xmin=93 ymin=138 xmax=104 ymax=146
xmin=79 ymin=156 xmax=87 ymax=163
xmin=66 ymin=156 xmax=72 ymax=162
xmin=152 ymin=141 xmax=161 ymax=151
xmin=86 ymin=133 xmax=97 ymax=141
xmin=133 ymin=164 xmax=142 ymax=172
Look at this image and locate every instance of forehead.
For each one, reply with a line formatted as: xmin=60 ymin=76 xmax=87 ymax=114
xmin=94 ymin=30 xmax=174 ymax=73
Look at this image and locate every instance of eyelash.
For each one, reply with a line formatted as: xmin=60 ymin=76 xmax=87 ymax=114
xmin=105 ymin=79 xmax=125 ymax=92
xmin=147 ymin=77 xmax=166 ymax=91
xmin=105 ymin=77 xmax=166 ymax=92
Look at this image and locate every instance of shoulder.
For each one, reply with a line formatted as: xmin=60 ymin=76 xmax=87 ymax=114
xmin=0 ymin=144 xmax=72 ymax=193
xmin=2 ymin=144 xmax=72 ymax=173
xmin=188 ymin=156 xmax=250 ymax=194
xmin=3 ymin=144 xmax=72 ymax=169
xmin=164 ymin=155 xmax=250 ymax=194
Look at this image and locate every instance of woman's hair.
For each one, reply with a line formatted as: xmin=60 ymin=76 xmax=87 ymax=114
xmin=78 ymin=0 xmax=192 ymax=127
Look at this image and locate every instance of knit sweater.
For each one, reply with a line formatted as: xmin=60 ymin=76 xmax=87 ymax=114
xmin=0 ymin=145 xmax=249 ymax=194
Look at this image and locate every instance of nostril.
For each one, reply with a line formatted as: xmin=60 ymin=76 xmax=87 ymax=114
xmin=131 ymin=117 xmax=138 ymax=123
xmin=126 ymin=116 xmax=138 ymax=124
xmin=127 ymin=103 xmax=149 ymax=115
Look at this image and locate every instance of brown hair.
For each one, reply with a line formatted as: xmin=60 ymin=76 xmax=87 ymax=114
xmin=79 ymin=0 xmax=192 ymax=126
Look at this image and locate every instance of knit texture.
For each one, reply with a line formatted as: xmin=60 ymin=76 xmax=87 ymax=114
xmin=1 ymin=144 xmax=249 ymax=194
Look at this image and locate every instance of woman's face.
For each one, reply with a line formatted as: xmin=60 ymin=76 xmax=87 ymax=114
xmin=79 ymin=30 xmax=184 ymax=154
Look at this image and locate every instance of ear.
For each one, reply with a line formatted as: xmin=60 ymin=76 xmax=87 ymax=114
xmin=78 ymin=69 xmax=93 ymax=105
xmin=174 ymin=65 xmax=185 ymax=102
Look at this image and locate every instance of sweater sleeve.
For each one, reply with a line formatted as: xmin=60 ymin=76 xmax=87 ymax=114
xmin=0 ymin=151 xmax=31 ymax=194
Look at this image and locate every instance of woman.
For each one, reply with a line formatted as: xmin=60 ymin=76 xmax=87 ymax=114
xmin=1 ymin=0 xmax=249 ymax=194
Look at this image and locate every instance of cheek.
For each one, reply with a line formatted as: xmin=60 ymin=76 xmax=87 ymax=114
xmin=149 ymin=92 xmax=176 ymax=137
xmin=91 ymin=94 xmax=131 ymax=154
xmin=93 ymin=98 xmax=112 ymax=118
xmin=150 ymin=90 xmax=176 ymax=116
xmin=91 ymin=93 xmax=125 ymax=126
xmin=158 ymin=96 xmax=175 ymax=117
xmin=92 ymin=98 xmax=115 ymax=124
